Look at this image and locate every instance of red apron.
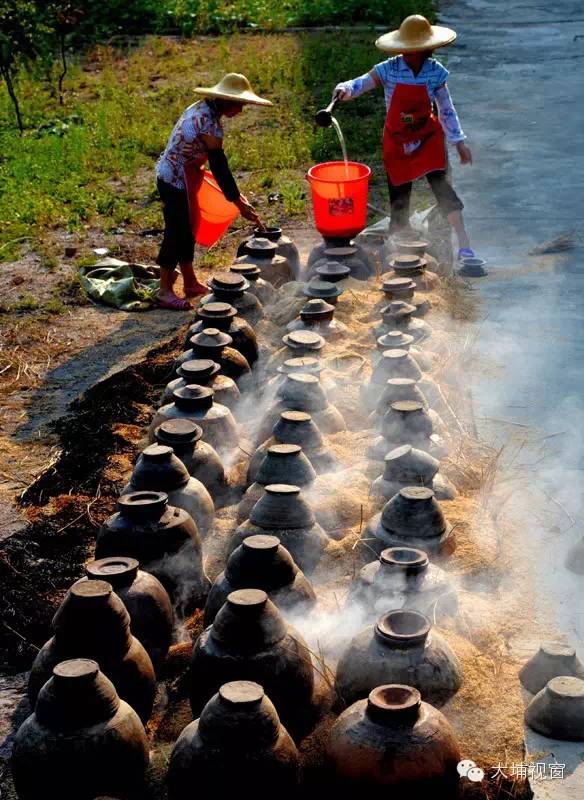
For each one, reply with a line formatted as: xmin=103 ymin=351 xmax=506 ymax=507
xmin=183 ymin=160 xmax=205 ymax=237
xmin=382 ymin=83 xmax=446 ymax=186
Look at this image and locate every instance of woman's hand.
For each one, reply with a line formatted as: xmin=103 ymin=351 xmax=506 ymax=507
xmin=456 ymin=141 xmax=473 ymax=165
xmin=236 ymin=195 xmax=265 ymax=230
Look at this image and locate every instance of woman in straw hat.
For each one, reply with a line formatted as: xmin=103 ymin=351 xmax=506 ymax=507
xmin=155 ymin=73 xmax=272 ymax=309
xmin=333 ymin=15 xmax=476 ymax=260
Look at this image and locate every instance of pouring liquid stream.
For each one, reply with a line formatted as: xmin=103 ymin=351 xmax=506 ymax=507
xmin=331 ymin=117 xmax=350 ymax=181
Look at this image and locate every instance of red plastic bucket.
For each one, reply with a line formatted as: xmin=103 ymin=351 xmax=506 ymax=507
xmin=190 ymin=170 xmax=240 ymax=247
xmin=307 ymin=161 xmax=371 ymax=239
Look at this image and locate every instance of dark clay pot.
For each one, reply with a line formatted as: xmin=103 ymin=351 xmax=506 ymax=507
xmin=519 ymin=643 xmax=584 ymax=694
xmin=230 ymin=263 xmax=276 ymax=305
xmin=13 ymin=659 xmax=149 ymax=800
xmin=287 ymin=298 xmax=348 ymax=340
xmin=371 ymin=444 xmax=457 ymax=502
xmin=121 ymin=444 xmax=214 ymax=537
xmin=230 ymin=484 xmax=329 ymax=573
xmin=374 ymin=378 xmax=429 ymax=416
xmin=237 ymin=444 xmax=317 ymax=523
xmin=201 ymin=272 xmax=264 ymax=325
xmin=394 ymin=239 xmax=429 ymax=258
xmin=82 ymin=556 xmax=173 ymax=672
xmin=315 ymin=260 xmax=351 ymax=283
xmin=375 ymin=333 xmax=433 ymax=372
xmin=177 ymin=327 xmax=252 ymax=387
xmin=248 ymin=410 xmax=337 ymax=482
xmin=376 ymin=301 xmax=431 ymax=343
xmin=270 ymin=356 xmax=338 ymax=398
xmin=186 ymin=301 xmax=259 ymax=366
xmin=234 ymin=236 xmax=293 ymax=285
xmin=168 ymin=680 xmax=299 ymax=799
xmin=204 ymin=535 xmax=316 ymax=625
xmin=303 ymin=277 xmax=344 ymax=304
xmin=96 ymin=490 xmax=206 ymax=608
xmin=28 ymin=581 xmax=156 ymax=723
xmin=372 ymin=349 xmax=423 ymax=385
xmin=190 ymin=589 xmax=316 ymax=736
xmin=363 ymin=487 xmax=454 ymax=555
xmin=154 ymin=418 xmax=226 ymax=498
xmin=328 ymin=684 xmax=460 ymax=790
xmin=308 ymin=242 xmax=374 ymax=281
xmin=387 ymin=255 xmax=439 ymax=292
xmin=348 ymin=547 xmax=458 ymax=621
xmin=162 ymin=359 xmax=240 ymax=410
xmin=335 ymin=609 xmax=463 ymax=708
xmin=237 ymin=226 xmax=300 ymax=276
xmin=525 ymin=676 xmax=584 ymax=740
xmin=380 ymin=276 xmax=431 ymax=317
xmin=150 ymin=386 xmax=239 ymax=456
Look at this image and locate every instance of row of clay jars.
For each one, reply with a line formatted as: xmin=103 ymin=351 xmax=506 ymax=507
xmin=154 ymin=417 xmax=226 ymax=498
xmin=348 ymin=546 xmax=458 ymax=621
xmin=13 ymin=658 xmax=150 ymax=800
xmin=335 ymin=609 xmax=463 ymax=708
xmin=371 ymin=443 xmax=457 ymax=501
xmin=96 ymin=490 xmax=208 ymax=608
xmin=162 ymin=358 xmax=240 ymax=410
xmin=27 ymin=580 xmax=157 ymax=723
xmin=184 ymin=301 xmax=259 ymax=366
xmin=229 ymin=484 xmax=330 ymax=573
xmin=176 ymin=327 xmax=252 ymax=390
xmin=248 ymin=410 xmax=337 ymax=482
xmin=200 ymin=272 xmax=264 ymax=326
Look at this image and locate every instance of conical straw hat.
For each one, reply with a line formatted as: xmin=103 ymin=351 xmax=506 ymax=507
xmin=376 ymin=15 xmax=456 ymax=54
xmin=194 ymin=72 xmax=273 ymax=107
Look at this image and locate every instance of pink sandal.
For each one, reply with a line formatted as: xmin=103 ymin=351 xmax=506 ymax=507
xmin=184 ymin=284 xmax=208 ymax=298
xmin=157 ymin=294 xmax=192 ymax=310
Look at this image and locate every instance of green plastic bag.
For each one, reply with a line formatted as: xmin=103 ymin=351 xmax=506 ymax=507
xmin=79 ymin=258 xmax=160 ymax=311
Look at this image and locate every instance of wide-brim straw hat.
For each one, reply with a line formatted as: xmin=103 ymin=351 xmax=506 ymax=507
xmin=376 ymin=14 xmax=456 ymax=54
xmin=194 ymin=72 xmax=273 ymax=107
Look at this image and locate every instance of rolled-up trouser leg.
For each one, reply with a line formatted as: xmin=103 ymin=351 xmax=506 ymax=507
xmin=425 ymin=169 xmax=464 ymax=217
xmin=156 ymin=178 xmax=195 ymax=270
xmin=386 ymin=174 xmax=413 ymax=232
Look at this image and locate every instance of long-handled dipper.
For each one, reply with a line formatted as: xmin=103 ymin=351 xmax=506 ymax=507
xmin=315 ymin=95 xmax=340 ymax=128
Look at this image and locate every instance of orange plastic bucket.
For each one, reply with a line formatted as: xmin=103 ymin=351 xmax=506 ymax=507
xmin=307 ymin=161 xmax=371 ymax=239
xmin=190 ymin=170 xmax=239 ymax=247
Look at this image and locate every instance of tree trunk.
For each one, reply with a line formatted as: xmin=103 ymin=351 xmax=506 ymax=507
xmin=0 ymin=66 xmax=24 ymax=133
xmin=58 ymin=32 xmax=67 ymax=106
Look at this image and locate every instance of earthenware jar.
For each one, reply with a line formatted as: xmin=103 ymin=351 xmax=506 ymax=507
xmin=248 ymin=410 xmax=337 ymax=481
xmin=373 ymin=377 xmax=429 ymax=416
xmin=162 ymin=359 xmax=240 ymax=410
xmin=387 ymin=255 xmax=439 ymax=292
xmin=190 ymin=589 xmax=315 ymax=735
xmin=177 ymin=328 xmax=252 ymax=387
xmin=83 ymin=556 xmax=173 ymax=672
xmin=150 ymin=386 xmax=238 ymax=456
xmin=201 ymin=272 xmax=264 ymax=324
xmin=230 ymin=262 xmax=276 ymax=305
xmin=303 ymin=277 xmax=344 ymax=305
xmin=328 ymin=684 xmax=460 ymax=789
xmin=238 ymin=226 xmax=300 ymax=275
xmin=186 ymin=301 xmax=259 ymax=366
xmin=230 ymin=484 xmax=329 ymax=573
xmin=257 ymin=373 xmax=345 ymax=444
xmin=382 ymin=400 xmax=433 ymax=444
xmin=394 ymin=238 xmax=429 ymax=258
xmin=168 ymin=680 xmax=300 ymax=799
xmin=234 ymin=236 xmax=293 ymax=285
xmin=316 ymin=260 xmax=351 ymax=283
xmin=348 ymin=547 xmax=458 ymax=620
xmin=28 ymin=581 xmax=157 ymax=723
xmin=525 ymin=676 xmax=584 ymax=740
xmin=154 ymin=419 xmax=226 ymax=497
xmin=335 ymin=609 xmax=462 ymax=707
xmin=204 ymin=535 xmax=316 ymax=624
xmin=237 ymin=444 xmax=316 ymax=522
xmin=381 ymin=276 xmax=430 ymax=317
xmin=362 ymin=487 xmax=454 ymax=555
xmin=287 ymin=298 xmax=348 ymax=339
xmin=120 ymin=444 xmax=214 ymax=536
xmin=309 ymin=243 xmax=373 ymax=280
xmin=376 ymin=301 xmax=431 ymax=342
xmin=270 ymin=356 xmax=336 ymax=395
xmin=371 ymin=444 xmax=457 ymax=502
xmin=96 ymin=490 xmax=206 ymax=606
xmin=375 ymin=332 xmax=433 ymax=372
xmin=520 ymin=643 xmax=584 ymax=694
xmin=265 ymin=329 xmax=326 ymax=375
xmin=12 ymin=659 xmax=149 ymax=800
xmin=362 ymin=352 xmax=424 ymax=413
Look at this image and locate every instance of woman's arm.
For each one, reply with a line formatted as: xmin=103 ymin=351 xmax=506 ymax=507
xmin=201 ymin=134 xmax=263 ymax=226
xmin=434 ymin=84 xmax=473 ymax=164
xmin=334 ymin=69 xmax=381 ymax=101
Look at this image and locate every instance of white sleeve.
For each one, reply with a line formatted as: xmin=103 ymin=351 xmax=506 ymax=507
xmin=334 ymin=73 xmax=377 ymax=101
xmin=434 ymin=84 xmax=466 ymax=144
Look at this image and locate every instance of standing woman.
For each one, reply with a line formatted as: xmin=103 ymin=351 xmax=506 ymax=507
xmin=155 ymin=73 xmax=272 ymax=309
xmin=333 ymin=15 xmax=477 ymax=260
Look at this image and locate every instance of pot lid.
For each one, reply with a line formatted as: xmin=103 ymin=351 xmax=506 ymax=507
xmin=191 ymin=327 xmax=233 ymax=349
xmin=117 ymin=490 xmax=168 ymax=519
xmin=375 ymin=609 xmax=431 ymax=646
xmin=390 ymin=399 xmax=425 ymax=414
xmin=208 ymin=272 xmax=250 ymax=293
xmin=282 ymin=330 xmax=325 ymax=351
xmin=315 ymin=261 xmax=351 ymax=281
xmin=134 ymin=444 xmax=190 ymax=489
xmin=173 ymin=384 xmax=214 ymax=411
xmin=300 ymin=298 xmax=335 ymax=317
xmin=178 ymin=358 xmax=221 ymax=383
xmin=250 ymin=483 xmax=315 ymax=529
xmin=383 ymin=443 xmax=439 ymax=481
xmin=380 ymin=546 xmax=429 ymax=575
xmin=225 ymin=535 xmax=298 ymax=590
xmin=377 ymin=331 xmax=415 ymax=350
xmin=382 ymin=300 xmax=416 ymax=319
xmin=324 ymin=246 xmax=357 ymax=257
xmin=277 ymin=356 xmax=324 ymax=376
xmin=274 ymin=410 xmax=324 ymax=448
xmin=230 ymin=263 xmax=261 ymax=278
xmin=389 ymin=254 xmax=427 ymax=270
xmin=86 ymin=556 xmax=140 ymax=588
xmin=211 ymin=589 xmax=288 ymax=651
xmin=381 ymin=276 xmax=416 ymax=293
xmin=278 ymin=373 xmax=327 ymax=411
xmin=154 ymin=418 xmax=203 ymax=445
xmin=303 ymin=278 xmax=343 ymax=299
xmin=196 ymin=301 xmax=238 ymax=321
xmin=245 ymin=236 xmax=278 ymax=255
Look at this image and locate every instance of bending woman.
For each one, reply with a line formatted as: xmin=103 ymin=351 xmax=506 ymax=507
xmin=155 ymin=73 xmax=272 ymax=309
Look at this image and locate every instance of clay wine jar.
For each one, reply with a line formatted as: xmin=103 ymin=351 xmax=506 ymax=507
xmin=185 ymin=301 xmax=259 ymax=366
xmin=237 ymin=226 xmax=300 ymax=275
xmin=204 ymin=534 xmax=316 ymax=625
xmin=519 ymin=642 xmax=584 ymax=694
xmin=367 ymin=400 xmax=436 ymax=462
xmin=230 ymin=262 xmax=276 ymax=305
xmin=150 ymin=386 xmax=238 ymax=456
xmin=81 ymin=556 xmax=173 ymax=672
xmin=237 ymin=443 xmax=317 ymax=523
xmin=308 ymin=242 xmax=374 ymax=280
xmin=190 ymin=589 xmax=315 ymax=736
xmin=376 ymin=330 xmax=433 ymax=371
xmin=120 ymin=444 xmax=214 ymax=537
xmin=348 ymin=547 xmax=458 ymax=621
xmin=248 ymin=410 xmax=337 ymax=481
xmin=201 ymin=272 xmax=264 ymax=325
xmin=12 ymin=659 xmax=149 ymax=800
xmin=269 ymin=356 xmax=338 ymax=398
xmin=372 ymin=377 xmax=429 ymax=418
xmin=154 ymin=418 xmax=226 ymax=498
xmin=234 ymin=235 xmax=293 ymax=285
xmin=363 ymin=487 xmax=454 ymax=555
xmin=230 ymin=484 xmax=329 ymax=573
xmin=327 ymin=684 xmax=460 ymax=791
xmin=162 ymin=358 xmax=240 ymax=410
xmin=371 ymin=444 xmax=457 ymax=502
xmin=375 ymin=300 xmax=431 ymax=343
xmin=335 ymin=609 xmax=463 ymax=708
xmin=525 ymin=676 xmax=584 ymax=740
xmin=96 ymin=490 xmax=206 ymax=607
xmin=28 ymin=580 xmax=157 ymax=723
xmin=177 ymin=327 xmax=252 ymax=388
xmin=168 ymin=680 xmax=299 ymax=799
xmin=287 ymin=298 xmax=348 ymax=340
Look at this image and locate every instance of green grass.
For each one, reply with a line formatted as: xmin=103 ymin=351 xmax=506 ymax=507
xmin=0 ymin=28 xmax=428 ymax=261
